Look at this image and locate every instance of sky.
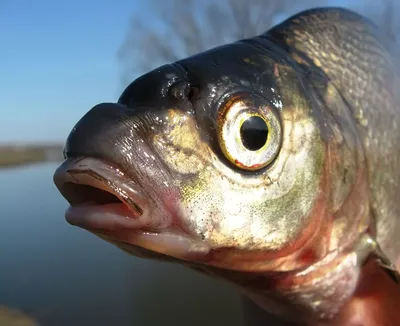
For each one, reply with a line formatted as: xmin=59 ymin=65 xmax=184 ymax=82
xmin=0 ymin=0 xmax=366 ymax=144
xmin=0 ymin=0 xmax=143 ymax=144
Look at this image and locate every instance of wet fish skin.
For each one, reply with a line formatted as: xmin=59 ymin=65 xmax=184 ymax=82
xmin=54 ymin=7 xmax=400 ymax=326
xmin=268 ymin=5 xmax=400 ymax=267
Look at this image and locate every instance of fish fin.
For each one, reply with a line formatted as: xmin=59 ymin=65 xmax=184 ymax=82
xmin=372 ymin=243 xmax=400 ymax=284
xmin=355 ymin=234 xmax=400 ymax=285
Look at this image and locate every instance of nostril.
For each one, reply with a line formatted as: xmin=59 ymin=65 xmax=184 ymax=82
xmin=168 ymin=81 xmax=200 ymax=103
xmin=187 ymin=86 xmax=199 ymax=102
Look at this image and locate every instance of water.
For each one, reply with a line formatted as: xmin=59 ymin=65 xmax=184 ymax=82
xmin=0 ymin=163 xmax=243 ymax=326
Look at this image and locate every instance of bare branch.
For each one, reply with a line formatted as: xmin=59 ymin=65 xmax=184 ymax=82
xmin=117 ymin=0 xmax=327 ymax=85
xmin=117 ymin=0 xmax=399 ymax=86
xmin=381 ymin=0 xmax=397 ymax=41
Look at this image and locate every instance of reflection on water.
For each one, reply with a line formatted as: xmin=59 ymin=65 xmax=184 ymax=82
xmin=0 ymin=163 xmax=242 ymax=326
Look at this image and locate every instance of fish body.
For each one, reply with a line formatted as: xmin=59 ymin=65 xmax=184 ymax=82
xmin=53 ymin=7 xmax=400 ymax=325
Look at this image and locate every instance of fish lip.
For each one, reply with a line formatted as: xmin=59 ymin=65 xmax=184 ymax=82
xmin=53 ymin=156 xmax=149 ymax=221
xmin=53 ymin=157 xmax=212 ymax=260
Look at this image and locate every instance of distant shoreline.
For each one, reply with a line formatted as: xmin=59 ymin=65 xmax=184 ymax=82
xmin=0 ymin=144 xmax=64 ymax=169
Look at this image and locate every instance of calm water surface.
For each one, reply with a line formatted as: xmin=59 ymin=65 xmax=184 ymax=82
xmin=0 ymin=163 xmax=242 ymax=326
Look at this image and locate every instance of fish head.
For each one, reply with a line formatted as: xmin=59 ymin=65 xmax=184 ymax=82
xmin=54 ymin=38 xmax=369 ymax=291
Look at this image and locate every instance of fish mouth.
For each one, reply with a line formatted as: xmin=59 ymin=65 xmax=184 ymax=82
xmin=54 ymin=157 xmax=149 ymax=230
xmin=53 ymin=157 xmax=212 ymax=260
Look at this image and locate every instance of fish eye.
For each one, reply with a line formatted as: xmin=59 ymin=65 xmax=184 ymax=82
xmin=240 ymin=116 xmax=269 ymax=151
xmin=217 ymin=95 xmax=282 ymax=171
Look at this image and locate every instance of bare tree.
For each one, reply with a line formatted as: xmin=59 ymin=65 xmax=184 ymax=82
xmin=377 ymin=0 xmax=399 ymax=41
xmin=117 ymin=0 xmax=399 ymax=86
xmin=117 ymin=0 xmax=326 ymax=85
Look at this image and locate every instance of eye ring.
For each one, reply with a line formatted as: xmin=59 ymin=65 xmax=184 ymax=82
xmin=216 ymin=95 xmax=282 ymax=171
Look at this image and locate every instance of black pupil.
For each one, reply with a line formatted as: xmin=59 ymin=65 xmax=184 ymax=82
xmin=240 ymin=116 xmax=268 ymax=151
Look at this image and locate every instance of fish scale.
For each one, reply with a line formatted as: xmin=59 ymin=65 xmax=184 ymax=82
xmin=268 ymin=7 xmax=400 ymax=265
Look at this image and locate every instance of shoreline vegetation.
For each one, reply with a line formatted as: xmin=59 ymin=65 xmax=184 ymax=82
xmin=0 ymin=143 xmax=64 ymax=169
xmin=0 ymin=305 xmax=40 ymax=326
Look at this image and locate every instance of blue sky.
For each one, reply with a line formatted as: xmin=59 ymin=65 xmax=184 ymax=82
xmin=0 ymin=0 xmax=363 ymax=144
xmin=0 ymin=0 xmax=142 ymax=144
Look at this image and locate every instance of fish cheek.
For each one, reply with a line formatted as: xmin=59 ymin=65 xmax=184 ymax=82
xmin=152 ymin=109 xmax=212 ymax=175
xmin=149 ymin=109 xmax=221 ymax=237
xmin=179 ymin=107 xmax=326 ymax=270
xmin=249 ymin=108 xmax=327 ymax=266
xmin=168 ymin=76 xmax=328 ymax=268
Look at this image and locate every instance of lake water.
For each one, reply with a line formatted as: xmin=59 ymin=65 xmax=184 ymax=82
xmin=0 ymin=163 xmax=243 ymax=326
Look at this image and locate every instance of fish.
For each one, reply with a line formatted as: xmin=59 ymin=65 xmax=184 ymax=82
xmin=53 ymin=7 xmax=400 ymax=326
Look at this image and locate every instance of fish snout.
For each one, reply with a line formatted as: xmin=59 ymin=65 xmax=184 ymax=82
xmin=54 ymin=102 xmax=199 ymax=256
xmin=65 ymin=102 xmax=139 ymax=161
